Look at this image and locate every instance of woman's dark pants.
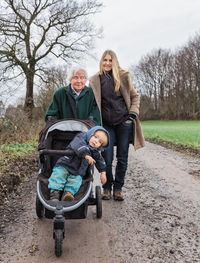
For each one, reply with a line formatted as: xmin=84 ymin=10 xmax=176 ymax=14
xmin=102 ymin=121 xmax=133 ymax=192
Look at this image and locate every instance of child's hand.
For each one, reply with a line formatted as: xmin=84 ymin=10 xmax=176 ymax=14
xmin=100 ymin=172 xmax=107 ymax=185
xmin=85 ymin=155 xmax=96 ymax=165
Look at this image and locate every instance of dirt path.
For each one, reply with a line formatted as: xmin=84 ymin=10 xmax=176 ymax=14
xmin=1 ymin=142 xmax=200 ymax=263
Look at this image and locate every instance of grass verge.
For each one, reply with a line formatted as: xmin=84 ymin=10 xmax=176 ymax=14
xmin=141 ymin=120 xmax=200 ymax=157
xmin=0 ymin=139 xmax=38 ymax=172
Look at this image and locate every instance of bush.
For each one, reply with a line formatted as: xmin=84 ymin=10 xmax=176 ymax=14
xmin=0 ymin=109 xmax=44 ymax=145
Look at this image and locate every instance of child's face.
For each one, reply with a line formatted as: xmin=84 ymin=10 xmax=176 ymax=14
xmin=89 ymin=131 xmax=107 ymax=148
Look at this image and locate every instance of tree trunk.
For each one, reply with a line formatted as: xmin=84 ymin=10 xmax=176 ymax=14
xmin=24 ymin=69 xmax=35 ymax=119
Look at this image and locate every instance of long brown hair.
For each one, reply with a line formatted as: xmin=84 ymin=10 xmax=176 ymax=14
xmin=99 ymin=50 xmax=127 ymax=93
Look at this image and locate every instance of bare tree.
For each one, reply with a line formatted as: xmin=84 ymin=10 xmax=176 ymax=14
xmin=35 ymin=65 xmax=68 ymax=117
xmin=131 ymin=49 xmax=172 ymax=119
xmin=184 ymin=34 xmax=200 ymax=117
xmin=170 ymin=34 xmax=200 ymax=120
xmin=0 ymin=100 xmax=5 ymax=117
xmin=0 ymin=0 xmax=102 ymax=115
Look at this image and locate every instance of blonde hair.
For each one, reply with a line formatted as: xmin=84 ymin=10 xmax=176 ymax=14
xmin=99 ymin=50 xmax=127 ymax=93
xmin=94 ymin=130 xmax=108 ymax=147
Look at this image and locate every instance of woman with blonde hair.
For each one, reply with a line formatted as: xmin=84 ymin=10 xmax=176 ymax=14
xmin=89 ymin=50 xmax=145 ymax=201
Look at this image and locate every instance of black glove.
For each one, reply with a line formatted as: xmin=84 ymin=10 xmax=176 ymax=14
xmin=127 ymin=114 xmax=136 ymax=121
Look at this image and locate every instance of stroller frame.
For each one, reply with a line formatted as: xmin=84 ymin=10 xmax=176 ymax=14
xmin=35 ymin=119 xmax=102 ymax=257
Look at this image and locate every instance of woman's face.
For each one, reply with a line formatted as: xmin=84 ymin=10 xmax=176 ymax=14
xmin=70 ymin=70 xmax=86 ymax=93
xmin=102 ymin=54 xmax=112 ymax=73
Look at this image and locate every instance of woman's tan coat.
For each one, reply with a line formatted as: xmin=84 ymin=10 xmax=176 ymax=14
xmin=89 ymin=72 xmax=145 ymax=150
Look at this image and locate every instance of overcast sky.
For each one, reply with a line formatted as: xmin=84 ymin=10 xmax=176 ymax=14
xmin=4 ymin=0 xmax=200 ymax=106
xmin=82 ymin=0 xmax=200 ymax=76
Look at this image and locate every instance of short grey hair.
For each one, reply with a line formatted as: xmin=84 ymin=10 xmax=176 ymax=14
xmin=68 ymin=67 xmax=88 ymax=81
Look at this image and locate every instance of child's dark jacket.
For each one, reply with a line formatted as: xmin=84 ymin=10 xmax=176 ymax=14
xmin=55 ymin=126 xmax=109 ymax=176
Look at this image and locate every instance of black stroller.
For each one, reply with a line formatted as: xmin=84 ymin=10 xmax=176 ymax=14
xmin=35 ymin=119 xmax=102 ymax=257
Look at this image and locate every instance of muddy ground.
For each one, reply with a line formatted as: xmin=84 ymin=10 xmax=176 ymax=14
xmin=0 ymin=141 xmax=200 ymax=263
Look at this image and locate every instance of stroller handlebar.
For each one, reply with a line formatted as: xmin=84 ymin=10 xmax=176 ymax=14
xmin=39 ymin=149 xmax=74 ymax=156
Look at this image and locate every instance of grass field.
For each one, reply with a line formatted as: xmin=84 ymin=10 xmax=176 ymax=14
xmin=141 ymin=120 xmax=200 ymax=149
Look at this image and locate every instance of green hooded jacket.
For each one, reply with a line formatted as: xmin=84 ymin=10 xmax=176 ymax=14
xmin=45 ymin=85 xmax=101 ymax=125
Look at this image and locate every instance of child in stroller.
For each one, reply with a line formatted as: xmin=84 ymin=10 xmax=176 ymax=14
xmin=36 ymin=119 xmax=109 ymax=257
xmin=48 ymin=125 xmax=109 ymax=202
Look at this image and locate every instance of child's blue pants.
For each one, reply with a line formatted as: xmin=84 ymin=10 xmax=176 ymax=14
xmin=48 ymin=166 xmax=82 ymax=195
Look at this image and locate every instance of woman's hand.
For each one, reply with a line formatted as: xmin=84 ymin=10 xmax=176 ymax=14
xmin=125 ymin=113 xmax=136 ymax=124
xmin=100 ymin=172 xmax=107 ymax=185
xmin=124 ymin=120 xmax=133 ymax=124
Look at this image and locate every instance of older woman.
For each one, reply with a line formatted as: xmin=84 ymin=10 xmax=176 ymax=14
xmin=89 ymin=50 xmax=145 ymax=201
xmin=45 ymin=68 xmax=101 ymax=126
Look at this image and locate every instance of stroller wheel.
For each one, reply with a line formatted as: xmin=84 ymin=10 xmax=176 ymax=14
xmin=36 ymin=194 xmax=44 ymax=218
xmin=54 ymin=229 xmax=63 ymax=257
xmin=95 ymin=186 xmax=102 ymax=218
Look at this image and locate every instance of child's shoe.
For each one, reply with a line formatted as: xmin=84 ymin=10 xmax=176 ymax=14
xmin=62 ymin=191 xmax=74 ymax=201
xmin=50 ymin=190 xmax=60 ymax=202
